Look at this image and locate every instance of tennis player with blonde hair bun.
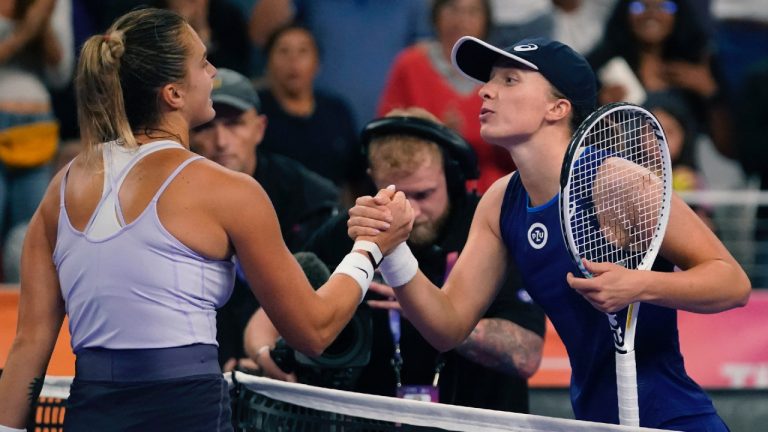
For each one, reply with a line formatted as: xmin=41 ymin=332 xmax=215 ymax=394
xmin=349 ymin=35 xmax=750 ymax=431
xmin=0 ymin=8 xmax=412 ymax=431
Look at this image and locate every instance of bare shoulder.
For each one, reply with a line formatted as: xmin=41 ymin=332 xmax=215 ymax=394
xmin=157 ymin=155 xmax=280 ymax=259
xmin=184 ymin=157 xmax=264 ymax=194
xmin=474 ymin=172 xmax=515 ymax=235
xmin=177 ymin=157 xmax=274 ymax=220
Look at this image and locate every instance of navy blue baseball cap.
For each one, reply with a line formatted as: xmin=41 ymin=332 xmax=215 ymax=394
xmin=451 ymin=36 xmax=597 ymax=119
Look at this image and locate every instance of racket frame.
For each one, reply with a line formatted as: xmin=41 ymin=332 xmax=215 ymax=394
xmin=558 ymin=102 xmax=673 ymax=426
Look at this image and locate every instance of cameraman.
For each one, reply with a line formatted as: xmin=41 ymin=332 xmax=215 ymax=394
xmin=244 ymin=107 xmax=546 ymax=413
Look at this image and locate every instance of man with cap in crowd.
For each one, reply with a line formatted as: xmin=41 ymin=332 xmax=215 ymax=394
xmin=347 ymin=37 xmax=749 ymax=431
xmin=244 ymin=107 xmax=546 ymax=413
xmin=190 ymin=68 xmax=342 ymax=372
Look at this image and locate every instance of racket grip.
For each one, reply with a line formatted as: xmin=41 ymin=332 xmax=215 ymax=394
xmin=616 ymin=350 xmax=640 ymax=426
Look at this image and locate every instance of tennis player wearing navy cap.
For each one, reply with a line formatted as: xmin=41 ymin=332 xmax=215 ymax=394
xmin=347 ymin=36 xmax=750 ymax=431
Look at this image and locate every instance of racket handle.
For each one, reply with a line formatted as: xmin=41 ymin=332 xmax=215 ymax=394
xmin=616 ymin=350 xmax=640 ymax=426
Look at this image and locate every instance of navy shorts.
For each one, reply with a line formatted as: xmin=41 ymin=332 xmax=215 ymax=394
xmin=63 ymin=344 xmax=232 ymax=432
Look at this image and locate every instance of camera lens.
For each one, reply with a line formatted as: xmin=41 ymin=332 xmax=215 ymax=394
xmin=295 ymin=307 xmax=372 ymax=369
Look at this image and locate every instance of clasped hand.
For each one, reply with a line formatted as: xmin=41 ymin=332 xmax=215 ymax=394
xmin=347 ymin=185 xmax=414 ymax=255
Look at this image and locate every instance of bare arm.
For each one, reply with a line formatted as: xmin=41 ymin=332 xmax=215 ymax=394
xmin=39 ymin=22 xmax=62 ymax=67
xmin=350 ymin=177 xmax=512 ymax=352
xmin=0 ymin=173 xmax=64 ymax=428
xmin=568 ymin=193 xmax=751 ymax=313
xmin=0 ymin=0 xmax=56 ymax=63
xmin=216 ymin=173 xmax=411 ymax=357
xmin=367 ymin=281 xmax=544 ymax=379
xmin=455 ymin=318 xmax=543 ymax=379
xmin=41 ymin=0 xmax=75 ymax=89
xmin=649 ymin=193 xmax=750 ymax=311
xmin=248 ymin=0 xmax=295 ymax=47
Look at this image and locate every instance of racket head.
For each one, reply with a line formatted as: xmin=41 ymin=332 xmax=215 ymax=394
xmin=559 ymin=102 xmax=673 ymax=276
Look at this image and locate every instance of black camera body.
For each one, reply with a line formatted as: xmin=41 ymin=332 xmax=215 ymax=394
xmin=271 ymin=306 xmax=372 ymax=390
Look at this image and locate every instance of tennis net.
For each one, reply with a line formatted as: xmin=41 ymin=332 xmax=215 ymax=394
xmin=34 ymin=373 xmax=670 ymax=431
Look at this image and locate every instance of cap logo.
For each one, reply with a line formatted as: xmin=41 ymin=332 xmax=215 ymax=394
xmin=513 ymin=44 xmax=538 ymax=52
xmin=213 ymin=77 xmax=223 ymax=90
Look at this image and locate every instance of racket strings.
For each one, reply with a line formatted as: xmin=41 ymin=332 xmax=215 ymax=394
xmin=568 ymin=110 xmax=666 ymax=269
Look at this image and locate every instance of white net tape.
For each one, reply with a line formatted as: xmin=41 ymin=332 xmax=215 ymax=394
xmin=41 ymin=374 xmax=674 ymax=432
xmin=231 ymin=373 xmax=665 ymax=431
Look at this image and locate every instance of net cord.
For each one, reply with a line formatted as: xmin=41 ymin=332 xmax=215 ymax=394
xmin=37 ymin=373 xmax=672 ymax=432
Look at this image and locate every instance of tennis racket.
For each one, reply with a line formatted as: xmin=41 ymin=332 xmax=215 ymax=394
xmin=559 ymin=102 xmax=673 ymax=426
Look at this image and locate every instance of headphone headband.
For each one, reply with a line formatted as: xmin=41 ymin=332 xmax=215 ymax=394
xmin=360 ymin=116 xmax=479 ymax=180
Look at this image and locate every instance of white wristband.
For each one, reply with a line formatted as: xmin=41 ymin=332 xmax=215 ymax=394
xmin=332 ymin=251 xmax=374 ymax=302
xmin=0 ymin=425 xmax=26 ymax=432
xmin=379 ymin=243 xmax=418 ymax=288
xmin=353 ymin=240 xmax=383 ymax=268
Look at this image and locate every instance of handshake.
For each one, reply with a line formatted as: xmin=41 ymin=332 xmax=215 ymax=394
xmin=348 ymin=185 xmax=414 ymax=254
xmin=347 ymin=186 xmax=419 ymax=289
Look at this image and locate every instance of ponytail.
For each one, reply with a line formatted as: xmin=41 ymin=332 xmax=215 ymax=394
xmin=73 ymin=8 xmax=189 ymax=163
xmin=76 ymin=30 xmax=136 ymax=161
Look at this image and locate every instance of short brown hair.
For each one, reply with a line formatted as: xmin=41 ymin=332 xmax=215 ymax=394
xmin=367 ymin=108 xmax=446 ymax=178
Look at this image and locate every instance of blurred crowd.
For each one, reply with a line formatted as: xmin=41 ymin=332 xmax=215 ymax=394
xmin=0 ymin=0 xmax=766 ymax=284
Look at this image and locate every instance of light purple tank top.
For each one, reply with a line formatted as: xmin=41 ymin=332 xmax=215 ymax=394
xmin=53 ymin=141 xmax=235 ymax=352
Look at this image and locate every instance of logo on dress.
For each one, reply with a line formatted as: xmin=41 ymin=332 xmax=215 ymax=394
xmin=513 ymin=43 xmax=538 ymax=52
xmin=527 ymin=222 xmax=548 ymax=249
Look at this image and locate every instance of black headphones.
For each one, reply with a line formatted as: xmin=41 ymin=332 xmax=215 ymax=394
xmin=360 ymin=116 xmax=480 ymax=183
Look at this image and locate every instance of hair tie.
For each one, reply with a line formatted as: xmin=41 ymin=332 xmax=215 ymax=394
xmin=103 ymin=33 xmax=112 ymax=42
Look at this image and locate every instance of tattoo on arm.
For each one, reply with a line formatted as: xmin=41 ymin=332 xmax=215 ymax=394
xmin=455 ymin=318 xmax=543 ymax=379
xmin=28 ymin=376 xmax=44 ymax=403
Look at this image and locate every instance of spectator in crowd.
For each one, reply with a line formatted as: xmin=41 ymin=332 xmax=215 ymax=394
xmin=551 ymin=0 xmax=616 ymax=55
xmin=245 ymin=107 xmax=546 ymax=413
xmin=0 ymin=8 xmax=413 ymax=430
xmin=153 ymin=0 xmax=253 ymax=75
xmin=586 ymin=0 xmax=733 ymax=158
xmin=249 ymin=0 xmax=432 ymax=130
xmin=0 ymin=0 xmax=73 ymax=281
xmin=189 ymin=68 xmax=341 ymax=371
xmin=256 ymin=23 xmax=364 ymax=204
xmin=378 ymin=0 xmax=513 ymax=194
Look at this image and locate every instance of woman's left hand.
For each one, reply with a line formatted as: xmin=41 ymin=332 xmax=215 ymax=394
xmin=566 ymin=259 xmax=649 ymax=313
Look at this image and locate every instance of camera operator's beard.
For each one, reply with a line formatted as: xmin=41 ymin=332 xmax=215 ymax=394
xmin=409 ymin=205 xmax=450 ymax=247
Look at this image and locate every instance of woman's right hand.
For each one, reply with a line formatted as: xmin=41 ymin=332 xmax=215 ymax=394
xmin=347 ymin=186 xmax=414 ymax=255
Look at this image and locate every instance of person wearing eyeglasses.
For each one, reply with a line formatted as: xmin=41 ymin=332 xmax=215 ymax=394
xmin=585 ymin=0 xmax=735 ymax=159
